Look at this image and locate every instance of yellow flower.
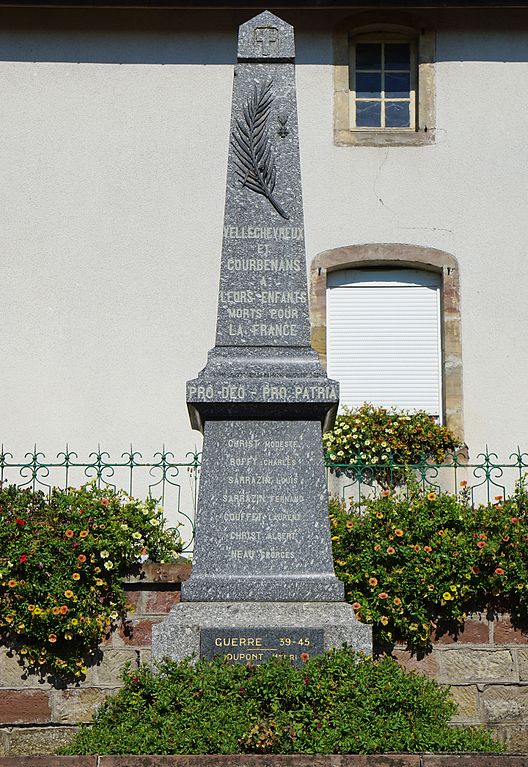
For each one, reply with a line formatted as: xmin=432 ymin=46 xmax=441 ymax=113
xmin=70 ymin=618 xmax=79 ymax=626
xmin=64 ymin=632 xmax=73 ymax=640
xmin=346 ymin=519 xmax=354 ymax=530
xmin=64 ymin=590 xmax=74 ymax=599
xmin=72 ymin=572 xmax=81 ymax=581
xmin=442 ymin=592 xmax=452 ymax=601
xmin=427 ymin=492 xmax=437 ymax=501
xmin=380 ymin=616 xmax=389 ymax=626
xmin=5 ymin=615 xmax=14 ymax=623
xmin=394 ymin=529 xmax=404 ymax=537
xmin=95 ymin=578 xmax=104 ymax=587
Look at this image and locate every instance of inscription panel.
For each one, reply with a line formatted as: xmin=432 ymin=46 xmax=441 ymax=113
xmin=201 ymin=627 xmax=324 ymax=667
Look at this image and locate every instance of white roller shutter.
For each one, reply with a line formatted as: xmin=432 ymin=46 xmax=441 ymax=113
xmin=327 ymin=268 xmax=442 ymax=419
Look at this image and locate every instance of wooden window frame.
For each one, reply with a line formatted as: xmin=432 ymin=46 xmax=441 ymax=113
xmin=334 ymin=18 xmax=435 ymax=147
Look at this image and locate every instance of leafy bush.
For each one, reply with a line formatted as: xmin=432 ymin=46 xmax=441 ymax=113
xmin=330 ymin=482 xmax=528 ymax=651
xmin=323 ymin=404 xmax=459 ymax=485
xmin=0 ymin=483 xmax=181 ymax=679
xmin=61 ymin=648 xmax=501 ymax=755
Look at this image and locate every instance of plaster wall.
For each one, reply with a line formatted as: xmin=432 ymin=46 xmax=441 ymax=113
xmin=0 ymin=8 xmax=526 ymax=523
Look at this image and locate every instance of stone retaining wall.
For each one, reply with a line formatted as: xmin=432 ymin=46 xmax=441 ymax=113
xmin=1 ymin=565 xmax=528 ymax=755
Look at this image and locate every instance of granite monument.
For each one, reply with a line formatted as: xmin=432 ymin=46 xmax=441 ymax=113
xmin=152 ymin=10 xmax=372 ymax=664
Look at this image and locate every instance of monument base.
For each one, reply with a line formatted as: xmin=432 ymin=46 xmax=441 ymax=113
xmin=151 ymin=602 xmax=373 ymax=667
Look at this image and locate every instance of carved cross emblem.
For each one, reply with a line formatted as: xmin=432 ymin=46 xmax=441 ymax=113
xmin=254 ymin=26 xmax=279 ymax=56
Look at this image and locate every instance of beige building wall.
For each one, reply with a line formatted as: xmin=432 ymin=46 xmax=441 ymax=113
xmin=0 ymin=7 xmax=527 ymax=517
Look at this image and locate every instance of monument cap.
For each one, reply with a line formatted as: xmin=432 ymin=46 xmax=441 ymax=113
xmin=237 ymin=10 xmax=295 ymax=61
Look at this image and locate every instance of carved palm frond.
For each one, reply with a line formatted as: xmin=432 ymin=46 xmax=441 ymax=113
xmin=231 ymin=80 xmax=289 ymax=220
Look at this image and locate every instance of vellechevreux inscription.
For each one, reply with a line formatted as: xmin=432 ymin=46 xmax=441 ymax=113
xmin=200 ymin=627 xmax=324 ymax=667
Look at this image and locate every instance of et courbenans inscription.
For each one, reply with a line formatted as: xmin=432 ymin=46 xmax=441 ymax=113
xmin=200 ymin=627 xmax=324 ymax=667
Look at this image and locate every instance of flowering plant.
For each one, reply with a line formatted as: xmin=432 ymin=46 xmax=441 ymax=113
xmin=323 ymin=404 xmax=458 ymax=484
xmin=330 ymin=481 xmax=528 ymax=652
xmin=0 ymin=483 xmax=181 ymax=679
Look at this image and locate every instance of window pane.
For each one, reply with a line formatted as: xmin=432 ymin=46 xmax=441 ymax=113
xmin=356 ymin=43 xmax=382 ymax=69
xmin=385 ymin=43 xmax=410 ymax=70
xmin=385 ymin=101 xmax=410 ymax=128
xmin=356 ymin=71 xmax=381 ymax=98
xmin=385 ymin=72 xmax=410 ymax=98
xmin=356 ymin=100 xmax=382 ymax=128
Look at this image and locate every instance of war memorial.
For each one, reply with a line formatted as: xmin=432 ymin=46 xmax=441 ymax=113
xmin=152 ymin=11 xmax=371 ymax=665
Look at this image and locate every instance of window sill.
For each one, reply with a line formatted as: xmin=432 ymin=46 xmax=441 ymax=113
xmin=334 ymin=128 xmax=435 ymax=147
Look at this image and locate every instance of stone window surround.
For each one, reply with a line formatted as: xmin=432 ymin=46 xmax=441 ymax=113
xmin=334 ymin=13 xmax=436 ymax=147
xmin=310 ymin=243 xmax=464 ymax=442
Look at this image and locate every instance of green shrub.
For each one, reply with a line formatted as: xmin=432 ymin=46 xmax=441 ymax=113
xmin=323 ymin=404 xmax=459 ymax=485
xmin=0 ymin=483 xmax=181 ymax=679
xmin=330 ymin=482 xmax=528 ymax=651
xmin=61 ymin=649 xmax=501 ymax=755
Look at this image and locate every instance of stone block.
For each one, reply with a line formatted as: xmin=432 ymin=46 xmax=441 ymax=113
xmin=124 ymin=589 xmax=143 ymax=613
xmin=144 ymin=589 xmax=181 ymax=615
xmin=422 ymin=756 xmax=526 ymax=767
xmin=114 ymin=619 xmax=160 ymax=648
xmin=448 ymin=684 xmax=479 ymax=721
xmin=391 ymin=648 xmax=438 ymax=678
xmin=0 ymin=691 xmax=51 ymax=725
xmin=92 ymin=649 xmax=138 ymax=687
xmin=494 ymin=723 xmax=528 ymax=753
xmin=52 ymin=687 xmax=118 ymax=724
xmin=517 ymin=648 xmax=528 ymax=680
xmin=3 ymin=727 xmax=79 ymax=756
xmin=494 ymin=616 xmax=528 ymax=645
xmin=0 ymin=649 xmax=50 ymax=690
xmin=437 ymin=648 xmax=515 ymax=683
xmin=433 ymin=617 xmax=489 ymax=645
xmin=125 ymin=562 xmax=191 ymax=584
xmin=481 ymin=683 xmax=528 ymax=723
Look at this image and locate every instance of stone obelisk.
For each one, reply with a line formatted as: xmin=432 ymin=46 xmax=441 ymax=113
xmin=153 ymin=11 xmax=371 ymax=664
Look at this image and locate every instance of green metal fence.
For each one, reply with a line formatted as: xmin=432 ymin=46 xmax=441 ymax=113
xmin=0 ymin=445 xmax=201 ymax=555
xmin=1 ymin=445 xmax=527 ymax=554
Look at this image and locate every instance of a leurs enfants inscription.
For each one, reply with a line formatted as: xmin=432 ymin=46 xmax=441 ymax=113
xmin=231 ymin=80 xmax=289 ymax=220
xmin=201 ymin=627 xmax=324 ymax=666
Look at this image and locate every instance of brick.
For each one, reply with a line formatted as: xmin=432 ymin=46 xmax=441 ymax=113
xmin=53 ymin=687 xmax=118 ymax=724
xmin=437 ymin=648 xmax=515 ymax=683
xmin=0 ymin=691 xmax=51 ymax=725
xmin=423 ymin=757 xmax=528 ymax=767
xmin=0 ymin=649 xmax=51 ymax=689
xmin=494 ymin=616 xmax=528 ymax=645
xmin=433 ymin=617 xmax=489 ymax=645
xmin=391 ymin=649 xmax=438 ymax=678
xmin=124 ymin=589 xmax=143 ymax=613
xmin=448 ymin=684 xmax=479 ymax=721
xmin=93 ymin=649 xmax=138 ymax=687
xmin=2 ymin=727 xmax=80 ymax=756
xmin=125 ymin=562 xmax=191 ymax=584
xmin=114 ymin=618 xmax=160 ymax=648
xmin=99 ymin=757 xmax=421 ymax=767
xmin=144 ymin=589 xmax=181 ymax=614
xmin=481 ymin=684 xmax=528 ymax=723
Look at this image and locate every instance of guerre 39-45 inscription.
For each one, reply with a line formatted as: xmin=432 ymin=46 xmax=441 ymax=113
xmin=200 ymin=627 xmax=324 ymax=667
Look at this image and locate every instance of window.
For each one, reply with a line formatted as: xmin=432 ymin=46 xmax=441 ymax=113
xmin=334 ymin=18 xmax=435 ymax=146
xmin=310 ymin=244 xmax=463 ymax=441
xmin=350 ymin=36 xmax=416 ymax=131
xmin=326 ymin=268 xmax=442 ymax=418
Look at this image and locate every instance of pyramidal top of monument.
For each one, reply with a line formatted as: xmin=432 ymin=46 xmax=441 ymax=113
xmin=237 ymin=10 xmax=295 ymax=60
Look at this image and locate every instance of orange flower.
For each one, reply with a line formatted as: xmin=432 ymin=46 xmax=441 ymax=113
xmin=351 ymin=601 xmax=362 ymax=610
xmin=27 ymin=604 xmax=35 ymax=612
xmin=48 ymin=634 xmax=57 ymax=643
xmin=393 ymin=597 xmax=401 ymax=605
xmin=300 ymin=652 xmax=310 ymax=663
xmin=477 ymin=541 xmax=486 ymax=549
xmin=79 ymin=530 xmax=88 ymax=538
xmin=502 ymin=535 xmax=510 ymax=542
xmin=413 ymin=544 xmax=421 ymax=553
xmin=437 ymin=529 xmax=445 ymax=536
xmin=495 ymin=496 xmax=503 ymax=502
xmin=368 ymin=577 xmax=378 ymax=586
xmin=7 ymin=579 xmax=17 ymax=588
xmin=495 ymin=567 xmax=505 ymax=575
xmin=374 ymin=544 xmax=381 ymax=552
xmin=511 ymin=517 xmax=519 ymax=524
xmin=394 ymin=529 xmax=404 ymax=537
xmin=59 ymin=605 xmax=68 ymax=615
xmin=72 ymin=573 xmax=81 ymax=581
xmin=65 ymin=530 xmax=74 ymax=538
xmin=386 ymin=546 xmax=395 ymax=555
xmin=381 ymin=489 xmax=391 ymax=498
xmin=52 ymin=606 xmax=60 ymax=615
xmin=101 ymin=499 xmax=109 ymax=506
xmin=77 ymin=554 xmax=87 ymax=563
xmin=378 ymin=592 xmax=389 ymax=599
xmin=424 ymin=545 xmax=432 ymax=552
xmin=460 ymin=480 xmax=468 ymax=487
